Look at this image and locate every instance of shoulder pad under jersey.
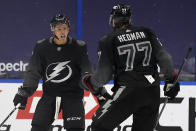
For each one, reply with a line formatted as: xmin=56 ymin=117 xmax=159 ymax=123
xmin=102 ymin=35 xmax=108 ymax=39
xmin=37 ymin=39 xmax=46 ymax=44
xmin=99 ymin=35 xmax=109 ymax=41
xmin=76 ymin=40 xmax=86 ymax=46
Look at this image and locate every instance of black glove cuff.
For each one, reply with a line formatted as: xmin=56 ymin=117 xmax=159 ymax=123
xmin=17 ymin=86 xmax=30 ymax=97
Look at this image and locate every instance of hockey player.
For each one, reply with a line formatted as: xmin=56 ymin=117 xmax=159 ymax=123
xmin=82 ymin=4 xmax=180 ymax=131
xmin=13 ymin=14 xmax=93 ymax=131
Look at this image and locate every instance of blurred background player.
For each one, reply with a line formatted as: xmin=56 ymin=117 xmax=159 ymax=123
xmin=82 ymin=4 xmax=180 ymax=131
xmin=13 ymin=14 xmax=93 ymax=131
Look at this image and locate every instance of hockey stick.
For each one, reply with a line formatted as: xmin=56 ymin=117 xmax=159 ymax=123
xmin=0 ymin=103 xmax=21 ymax=128
xmin=154 ymin=47 xmax=192 ymax=131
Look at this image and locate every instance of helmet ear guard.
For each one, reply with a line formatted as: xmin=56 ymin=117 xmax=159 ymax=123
xmin=50 ymin=14 xmax=70 ymax=31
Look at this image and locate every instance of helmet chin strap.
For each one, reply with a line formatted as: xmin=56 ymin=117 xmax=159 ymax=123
xmin=51 ymin=27 xmax=59 ymax=40
xmin=54 ymin=35 xmax=59 ymax=40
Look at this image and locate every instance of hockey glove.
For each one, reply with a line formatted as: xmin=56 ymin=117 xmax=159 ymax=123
xmin=96 ymin=87 xmax=112 ymax=105
xmin=82 ymin=74 xmax=98 ymax=94
xmin=13 ymin=87 xmax=28 ymax=110
xmin=97 ymin=96 xmax=107 ymax=106
xmin=163 ymin=81 xmax=180 ymax=100
xmin=82 ymin=74 xmax=112 ymax=100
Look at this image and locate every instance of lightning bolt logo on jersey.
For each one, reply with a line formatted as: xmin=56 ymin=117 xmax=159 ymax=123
xmin=45 ymin=61 xmax=72 ymax=83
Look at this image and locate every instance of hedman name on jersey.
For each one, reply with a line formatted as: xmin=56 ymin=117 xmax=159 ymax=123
xmin=117 ymin=31 xmax=146 ymax=42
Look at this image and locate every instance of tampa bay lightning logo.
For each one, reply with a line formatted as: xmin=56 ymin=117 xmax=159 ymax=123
xmin=45 ymin=61 xmax=72 ymax=83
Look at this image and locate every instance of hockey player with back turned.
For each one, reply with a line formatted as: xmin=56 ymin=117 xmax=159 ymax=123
xmin=13 ymin=14 xmax=93 ymax=131
xmin=82 ymin=4 xmax=180 ymax=131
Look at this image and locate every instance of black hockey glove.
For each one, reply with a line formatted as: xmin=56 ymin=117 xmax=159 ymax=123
xmin=97 ymin=96 xmax=107 ymax=106
xmin=13 ymin=87 xmax=28 ymax=110
xmin=163 ymin=81 xmax=180 ymax=100
xmin=82 ymin=74 xmax=112 ymax=100
xmin=96 ymin=87 xmax=112 ymax=105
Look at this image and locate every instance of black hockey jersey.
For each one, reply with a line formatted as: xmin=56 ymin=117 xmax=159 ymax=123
xmin=91 ymin=26 xmax=174 ymax=87
xmin=23 ymin=37 xmax=92 ymax=98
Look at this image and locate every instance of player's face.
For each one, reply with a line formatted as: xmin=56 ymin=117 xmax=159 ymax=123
xmin=53 ymin=24 xmax=69 ymax=40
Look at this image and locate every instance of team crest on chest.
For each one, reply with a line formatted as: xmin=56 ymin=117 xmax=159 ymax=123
xmin=45 ymin=61 xmax=72 ymax=83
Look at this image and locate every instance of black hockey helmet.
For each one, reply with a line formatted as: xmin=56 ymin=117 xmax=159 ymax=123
xmin=109 ymin=4 xmax=131 ymax=26
xmin=50 ymin=14 xmax=70 ymax=31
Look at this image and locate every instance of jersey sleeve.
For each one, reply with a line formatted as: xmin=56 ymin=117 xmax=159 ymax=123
xmin=78 ymin=41 xmax=93 ymax=75
xmin=149 ymin=29 xmax=175 ymax=81
xmin=90 ymin=36 xmax=114 ymax=87
xmin=22 ymin=43 xmax=43 ymax=96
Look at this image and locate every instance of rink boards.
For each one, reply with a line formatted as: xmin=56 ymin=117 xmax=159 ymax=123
xmin=0 ymin=80 xmax=195 ymax=131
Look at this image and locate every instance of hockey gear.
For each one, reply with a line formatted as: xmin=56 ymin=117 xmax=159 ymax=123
xmin=110 ymin=4 xmax=131 ymax=18
xmin=13 ymin=87 xmax=28 ymax=110
xmin=50 ymin=14 xmax=70 ymax=31
xmin=154 ymin=47 xmax=192 ymax=130
xmin=82 ymin=74 xmax=112 ymax=100
xmin=0 ymin=103 xmax=20 ymax=128
xmin=164 ymin=80 xmax=180 ymax=100
xmin=96 ymin=95 xmax=110 ymax=106
xmin=13 ymin=94 xmax=27 ymax=110
xmin=54 ymin=96 xmax=61 ymax=119
xmin=96 ymin=87 xmax=112 ymax=99
xmin=109 ymin=4 xmax=131 ymax=25
xmin=96 ymin=96 xmax=106 ymax=105
xmin=96 ymin=87 xmax=112 ymax=105
xmin=82 ymin=74 xmax=98 ymax=94
xmin=31 ymin=95 xmax=85 ymax=130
